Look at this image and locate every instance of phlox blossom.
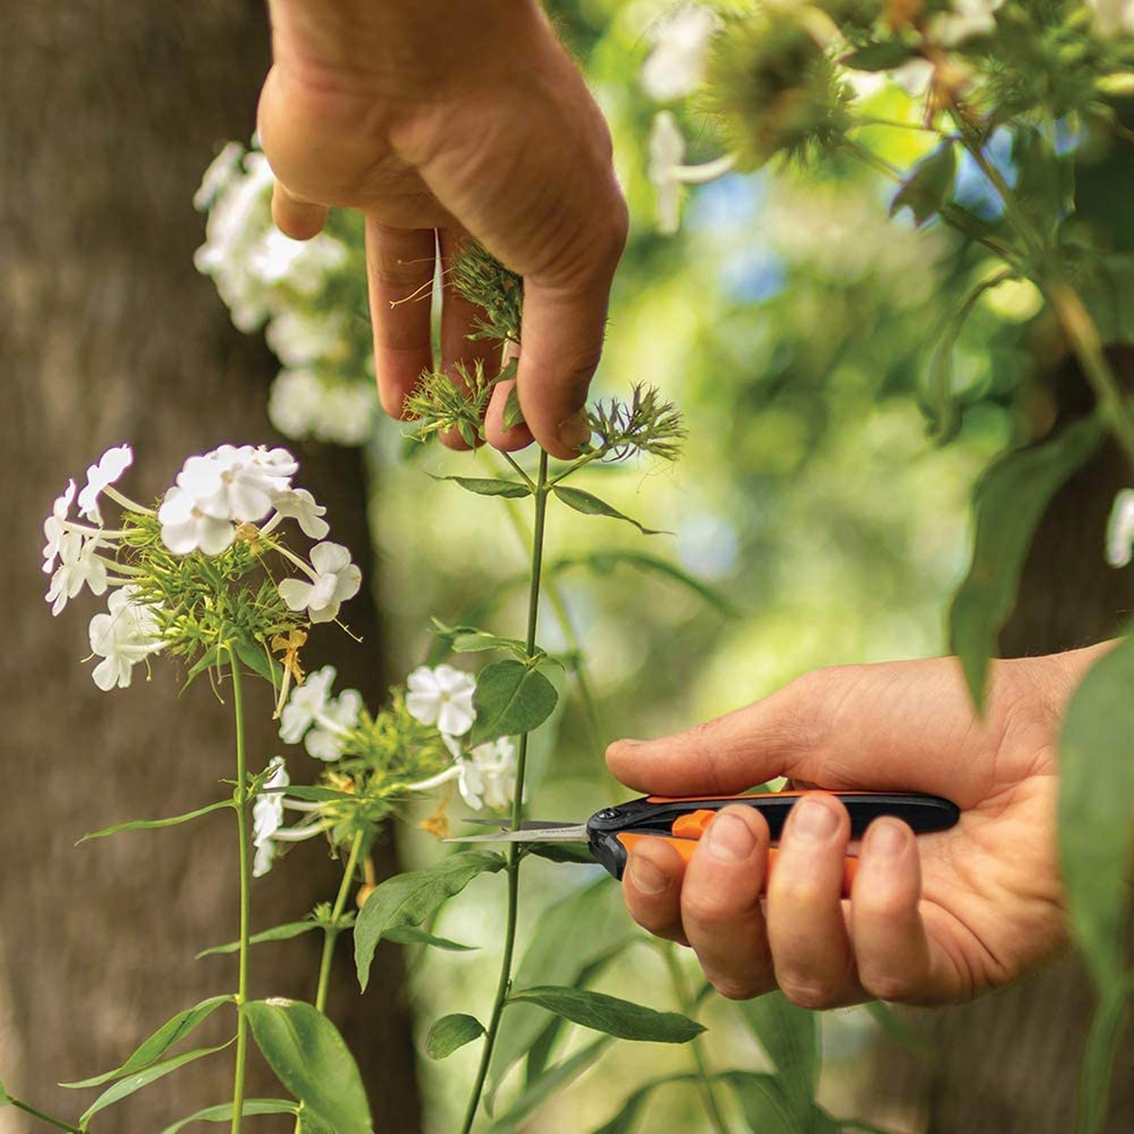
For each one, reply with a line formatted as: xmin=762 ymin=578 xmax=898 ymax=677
xmin=405 ymin=665 xmax=477 ymax=738
xmin=88 ymin=587 xmax=164 ymax=691
xmin=277 ymin=541 xmax=361 ymax=624
xmin=77 ymin=443 xmax=133 ymax=526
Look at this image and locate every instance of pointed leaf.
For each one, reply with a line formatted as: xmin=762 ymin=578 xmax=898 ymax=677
xmin=425 ymin=1014 xmax=485 ymax=1060
xmin=502 ymin=385 xmax=525 ymax=431
xmin=354 ymin=851 xmax=504 ymax=990
xmin=159 ymin=1099 xmax=298 ymax=1134
xmin=243 ymin=999 xmax=372 ymax=1132
xmin=487 ymin=879 xmax=625 ymax=1100
xmin=591 ymin=1074 xmax=701 ymax=1134
xmin=1076 ymin=987 xmax=1132 ymax=1134
xmin=863 ymin=1001 xmax=928 ymax=1054
xmin=950 ymin=417 xmax=1102 ymax=708
xmin=1059 ymin=635 xmax=1134 ymax=991
xmin=384 ymin=925 xmax=477 ymax=951
xmin=195 ymin=920 xmax=323 ymax=959
xmin=717 ymin=1071 xmax=799 ymax=1134
xmin=0 ymin=1080 xmax=9 ymax=1105
xmin=429 ymin=474 xmax=531 ymax=499
xmin=890 ymin=142 xmax=957 ymax=226
xmin=78 ymin=800 xmax=233 ymax=844
xmin=469 ymin=660 xmax=558 ymax=745
xmin=233 ymin=633 xmax=282 ymax=685
xmin=62 ymin=994 xmax=233 ymax=1088
xmin=507 ymin=987 xmax=704 ymax=1043
xmin=487 ymin=1037 xmax=612 ymax=1132
xmin=430 ymin=619 xmax=530 ymax=659
xmin=735 ymin=993 xmax=818 ymax=1115
xmin=80 ymin=1041 xmax=233 ymax=1125
xmin=181 ymin=644 xmax=222 ymax=691
xmin=522 ymin=842 xmax=597 ymax=865
xmin=551 ymin=486 xmax=665 ymax=535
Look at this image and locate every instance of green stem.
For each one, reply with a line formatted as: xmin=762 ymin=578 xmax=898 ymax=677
xmin=460 ymin=450 xmax=550 ymax=1134
xmin=5 ymin=1097 xmax=82 ymax=1133
xmin=228 ymin=651 xmax=251 ymax=1134
xmin=662 ymin=946 xmax=729 ymax=1134
xmin=315 ymin=831 xmax=365 ymax=1013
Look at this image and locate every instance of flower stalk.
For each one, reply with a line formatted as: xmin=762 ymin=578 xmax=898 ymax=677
xmin=460 ymin=450 xmax=550 ymax=1134
xmin=228 ymin=649 xmax=251 ymax=1134
xmin=315 ymin=830 xmax=365 ymax=1013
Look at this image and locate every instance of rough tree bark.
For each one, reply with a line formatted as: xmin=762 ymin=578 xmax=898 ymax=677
xmin=854 ymin=351 xmax=1134 ymax=1133
xmin=0 ymin=3 xmax=420 ymax=1130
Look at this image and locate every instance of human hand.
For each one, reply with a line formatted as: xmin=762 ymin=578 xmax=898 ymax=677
xmin=257 ymin=0 xmax=627 ymax=458
xmin=606 ymin=646 xmax=1107 ymax=1007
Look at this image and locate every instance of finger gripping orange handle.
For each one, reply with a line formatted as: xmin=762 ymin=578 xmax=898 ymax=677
xmin=615 ymin=832 xmax=858 ymax=896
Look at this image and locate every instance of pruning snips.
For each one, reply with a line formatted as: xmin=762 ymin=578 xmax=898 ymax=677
xmin=448 ymin=791 xmax=960 ymax=892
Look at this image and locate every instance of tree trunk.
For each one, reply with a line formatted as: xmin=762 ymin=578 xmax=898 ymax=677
xmin=0 ymin=3 xmax=420 ymax=1130
xmin=853 ymin=351 xmax=1134 ymax=1133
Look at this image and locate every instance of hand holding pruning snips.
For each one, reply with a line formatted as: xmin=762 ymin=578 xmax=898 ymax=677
xmin=258 ymin=0 xmax=626 ymax=458
xmin=606 ymin=647 xmax=1095 ymax=1009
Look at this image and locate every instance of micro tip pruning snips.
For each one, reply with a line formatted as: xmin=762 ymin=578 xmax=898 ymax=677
xmin=446 ymin=790 xmax=960 ymax=892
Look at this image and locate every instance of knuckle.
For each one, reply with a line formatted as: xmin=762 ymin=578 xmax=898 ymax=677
xmin=682 ymin=887 xmax=745 ymax=928
xmin=712 ymin=976 xmax=763 ymax=1002
xmin=777 ymin=973 xmax=841 ymax=1011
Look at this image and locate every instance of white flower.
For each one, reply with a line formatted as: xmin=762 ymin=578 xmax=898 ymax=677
xmin=265 ymin=309 xmax=346 ymax=367
xmin=456 ymin=737 xmax=517 ymax=811
xmin=268 ymin=369 xmax=377 ymax=446
xmin=647 ymin=112 xmax=736 ymax=235
xmin=88 ymin=587 xmax=164 ymax=690
xmin=277 ymin=541 xmax=361 ymax=624
xmin=405 ymin=664 xmax=477 ymax=737
xmin=253 ymin=757 xmax=289 ymax=878
xmin=1106 ymin=488 xmax=1134 ymax=567
xmin=1088 ymin=0 xmax=1134 ymax=37
xmin=158 ymin=485 xmax=237 ymax=556
xmin=279 ymin=665 xmax=338 ymax=743
xmin=247 ymin=228 xmax=348 ymax=293
xmin=193 ymin=140 xmax=245 ymax=211
xmin=175 ymin=444 xmax=295 ymax=524
xmin=641 ymin=4 xmax=721 ymax=102
xmin=46 ymin=532 xmax=109 ymax=616
xmin=930 ymin=0 xmax=1003 ymax=47
xmin=305 ymin=689 xmax=363 ymax=761
xmin=43 ymin=479 xmax=76 ymax=574
xmin=77 ymin=444 xmax=133 ymax=525
xmin=272 ymin=488 xmax=330 ymax=539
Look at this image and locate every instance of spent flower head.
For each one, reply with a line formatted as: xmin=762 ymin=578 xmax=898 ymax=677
xmin=585 ymin=384 xmax=686 ymax=463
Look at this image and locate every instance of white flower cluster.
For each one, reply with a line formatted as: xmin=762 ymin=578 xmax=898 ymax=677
xmin=42 ymin=444 xmax=166 ymax=689
xmin=44 ymin=442 xmax=361 ymax=689
xmin=194 ymin=142 xmax=378 ymax=447
xmin=640 ymin=6 xmax=734 ymax=234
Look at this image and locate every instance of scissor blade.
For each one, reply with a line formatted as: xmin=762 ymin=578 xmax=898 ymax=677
xmin=444 ymin=823 xmax=589 ymax=845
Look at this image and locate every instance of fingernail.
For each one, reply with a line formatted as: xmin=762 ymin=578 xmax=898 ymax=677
xmin=704 ymin=812 xmax=755 ymax=863
xmin=557 ymin=412 xmax=592 ymax=452
xmin=791 ymin=799 xmax=838 ymax=842
xmin=867 ymin=820 xmax=908 ymax=857
xmin=628 ymin=854 xmax=667 ymax=895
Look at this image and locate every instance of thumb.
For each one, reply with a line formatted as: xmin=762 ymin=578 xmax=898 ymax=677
xmin=271 ymin=181 xmax=329 ymax=241
xmin=606 ymin=682 xmax=814 ymax=798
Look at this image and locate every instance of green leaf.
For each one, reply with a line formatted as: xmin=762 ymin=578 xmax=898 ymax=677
xmin=717 ymin=1071 xmax=799 ymax=1134
xmin=195 ymin=920 xmax=328 ymax=959
xmin=1059 ymin=635 xmax=1134 ymax=991
xmin=842 ymin=40 xmax=916 ymax=71
xmin=80 ymin=1042 xmax=233 ymax=1126
xmin=354 ymin=851 xmax=505 ymax=990
xmin=77 ymin=799 xmax=233 ymax=844
xmin=243 ymin=999 xmax=372 ymax=1133
xmin=551 ymin=486 xmax=666 ymax=536
xmin=274 ymin=785 xmax=357 ymax=804
xmin=950 ymin=417 xmax=1102 ymax=708
xmin=548 ymin=549 xmax=738 ymax=617
xmin=159 ymin=1099 xmax=298 ymax=1133
xmin=590 ymin=1074 xmax=701 ymax=1134
xmin=506 ymin=987 xmax=704 ymax=1043
xmin=384 ymin=925 xmax=477 ymax=951
xmin=0 ymin=1079 xmax=8 ymax=1105
xmin=1075 ymin=987 xmax=1132 ymax=1134
xmin=502 ymin=385 xmax=525 ymax=431
xmin=62 ymin=994 xmax=233 ymax=1088
xmin=232 ymin=633 xmax=282 ymax=685
xmin=487 ymin=879 xmax=625 ymax=1101
xmin=429 ymin=474 xmax=531 ymax=499
xmin=181 ymin=644 xmax=222 ymax=691
xmin=891 ymin=142 xmax=957 ymax=227
xmin=486 ymin=1037 xmax=612 ymax=1132
xmin=469 ymin=660 xmax=558 ymax=745
xmin=734 ymin=992 xmax=818 ymax=1115
xmin=430 ymin=618 xmax=530 ymax=658
xmin=863 ymin=1001 xmax=928 ymax=1055
xmin=424 ymin=1014 xmax=485 ymax=1060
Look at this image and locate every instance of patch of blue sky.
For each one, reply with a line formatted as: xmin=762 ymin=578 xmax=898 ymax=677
xmin=952 ymin=128 xmax=1017 ymax=221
